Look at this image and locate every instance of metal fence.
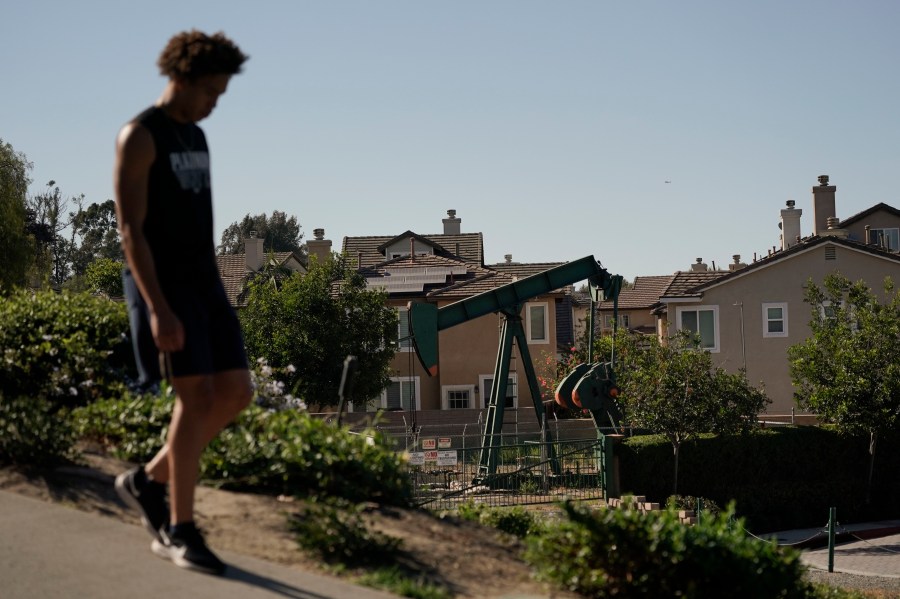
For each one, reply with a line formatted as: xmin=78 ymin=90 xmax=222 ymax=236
xmin=407 ymin=438 xmax=606 ymax=511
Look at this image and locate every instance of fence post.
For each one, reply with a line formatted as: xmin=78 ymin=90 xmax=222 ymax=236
xmin=828 ymin=507 xmax=836 ymax=573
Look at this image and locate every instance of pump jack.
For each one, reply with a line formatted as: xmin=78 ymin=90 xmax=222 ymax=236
xmin=408 ymin=255 xmax=623 ymax=482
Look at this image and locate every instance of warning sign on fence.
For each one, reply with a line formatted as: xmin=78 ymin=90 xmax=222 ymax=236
xmin=438 ymin=437 xmax=452 ymax=449
xmin=437 ymin=450 xmax=457 ymax=466
xmin=408 ymin=452 xmax=425 ymax=465
xmin=422 ymin=438 xmax=436 ymax=450
xmin=424 ymin=450 xmax=439 ymax=461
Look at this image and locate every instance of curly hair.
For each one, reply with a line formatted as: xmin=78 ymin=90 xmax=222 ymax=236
xmin=157 ymin=30 xmax=248 ymax=80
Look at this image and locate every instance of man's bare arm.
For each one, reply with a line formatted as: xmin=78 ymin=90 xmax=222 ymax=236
xmin=114 ymin=122 xmax=185 ymax=352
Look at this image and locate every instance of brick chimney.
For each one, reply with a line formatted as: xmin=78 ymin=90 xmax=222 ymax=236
xmin=690 ymin=257 xmax=708 ymax=272
xmin=780 ymin=200 xmax=802 ymax=250
xmin=442 ymin=209 xmax=461 ymax=235
xmin=245 ymin=231 xmax=264 ymax=272
xmin=307 ymin=228 xmax=332 ymax=264
xmin=812 ymin=175 xmax=836 ymax=236
xmin=728 ymin=254 xmax=747 ymax=271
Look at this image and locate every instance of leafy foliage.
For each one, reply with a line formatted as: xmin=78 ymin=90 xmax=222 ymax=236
xmin=0 ymin=393 xmax=75 ymax=467
xmin=240 ymin=258 xmax=397 ymax=407
xmin=67 ymin=199 xmax=122 ymax=278
xmin=621 ymin=332 xmax=769 ymax=492
xmin=525 ymin=500 xmax=811 ymax=598
xmin=85 ymin=257 xmax=124 ymax=297
xmin=289 ymin=497 xmax=401 ymax=564
xmin=788 ymin=274 xmax=900 ymax=502
xmin=454 ymin=500 xmax=541 ymax=538
xmin=0 ymin=138 xmax=34 ymax=291
xmin=218 ymin=210 xmax=306 ymax=259
xmin=0 ymin=290 xmax=132 ymax=405
xmin=202 ymin=405 xmax=412 ymax=505
xmin=71 ymin=390 xmax=174 ymax=463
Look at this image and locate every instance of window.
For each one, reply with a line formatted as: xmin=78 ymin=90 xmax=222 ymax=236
xmin=396 ymin=307 xmax=413 ymax=351
xmin=676 ymin=305 xmax=719 ymax=352
xmin=379 ymin=377 xmax=419 ymax=411
xmin=442 ymin=385 xmax=475 ymax=410
xmin=603 ymin=314 xmax=630 ymax=329
xmin=526 ymin=303 xmax=549 ymax=343
xmin=762 ymin=302 xmax=788 ymax=338
xmin=872 ymin=228 xmax=900 ymax=252
xmin=480 ymin=374 xmax=518 ymax=409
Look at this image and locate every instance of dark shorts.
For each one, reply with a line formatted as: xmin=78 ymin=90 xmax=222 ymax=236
xmin=123 ymin=270 xmax=249 ymax=385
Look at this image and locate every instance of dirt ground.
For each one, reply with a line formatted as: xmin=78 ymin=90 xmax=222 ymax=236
xmin=0 ymin=448 xmax=577 ymax=599
xmin=3 ymin=449 xmax=898 ymax=598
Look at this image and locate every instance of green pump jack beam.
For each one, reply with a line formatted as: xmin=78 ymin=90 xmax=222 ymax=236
xmin=408 ymin=255 xmax=622 ymax=481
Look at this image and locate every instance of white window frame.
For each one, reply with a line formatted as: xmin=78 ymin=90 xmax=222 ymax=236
xmin=442 ymin=385 xmax=476 ymax=410
xmin=525 ymin=302 xmax=549 ymax=344
xmin=675 ymin=305 xmax=720 ymax=352
xmin=479 ymin=374 xmax=518 ymax=409
xmin=396 ymin=307 xmax=413 ymax=352
xmin=380 ymin=377 xmax=420 ymax=412
xmin=762 ymin=302 xmax=789 ymax=338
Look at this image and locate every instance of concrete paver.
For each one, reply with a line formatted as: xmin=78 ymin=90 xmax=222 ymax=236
xmin=0 ymin=490 xmax=399 ymax=599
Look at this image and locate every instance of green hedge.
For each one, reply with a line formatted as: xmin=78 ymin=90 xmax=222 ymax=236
xmin=617 ymin=427 xmax=900 ymax=531
xmin=0 ymin=290 xmax=132 ymax=406
xmin=0 ymin=393 xmax=75 ymax=467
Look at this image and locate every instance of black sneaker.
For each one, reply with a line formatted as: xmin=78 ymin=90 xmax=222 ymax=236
xmin=151 ymin=523 xmax=227 ymax=576
xmin=114 ymin=467 xmax=169 ymax=543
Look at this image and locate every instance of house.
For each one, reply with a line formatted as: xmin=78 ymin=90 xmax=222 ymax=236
xmin=216 ymin=232 xmax=306 ymax=307
xmin=593 ymin=275 xmax=677 ymax=337
xmin=337 ymin=210 xmax=578 ymax=416
xmin=651 ymin=176 xmax=900 ymax=415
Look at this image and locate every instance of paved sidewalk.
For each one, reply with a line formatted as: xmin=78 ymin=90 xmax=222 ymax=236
xmin=769 ymin=520 xmax=900 ymax=578
xmin=0 ymin=490 xmax=399 ymax=599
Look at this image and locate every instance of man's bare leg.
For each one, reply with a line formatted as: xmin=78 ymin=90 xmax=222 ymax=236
xmin=143 ymin=369 xmax=251 ymax=522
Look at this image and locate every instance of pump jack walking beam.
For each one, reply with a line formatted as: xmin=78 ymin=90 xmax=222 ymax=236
xmin=408 ymin=255 xmax=622 ymax=479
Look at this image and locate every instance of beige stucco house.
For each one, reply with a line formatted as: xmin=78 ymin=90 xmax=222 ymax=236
xmin=653 ymin=176 xmax=900 ymax=414
xmin=215 ymin=233 xmax=306 ymax=307
xmin=335 ymin=210 xmax=578 ymax=417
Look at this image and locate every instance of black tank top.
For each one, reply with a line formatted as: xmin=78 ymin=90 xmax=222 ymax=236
xmin=135 ymin=106 xmax=218 ymax=291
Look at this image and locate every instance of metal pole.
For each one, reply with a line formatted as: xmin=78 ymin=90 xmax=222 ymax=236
xmin=828 ymin=507 xmax=836 ymax=573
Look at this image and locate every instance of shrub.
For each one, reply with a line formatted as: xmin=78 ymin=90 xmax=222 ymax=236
xmin=0 ymin=393 xmax=75 ymax=467
xmin=455 ymin=500 xmax=541 ymax=538
xmin=202 ymin=406 xmax=412 ymax=506
xmin=71 ymin=389 xmax=174 ymax=463
xmin=0 ymin=290 xmax=132 ymax=405
xmin=525 ymin=500 xmax=810 ymax=598
xmin=289 ymin=497 xmax=401 ymax=564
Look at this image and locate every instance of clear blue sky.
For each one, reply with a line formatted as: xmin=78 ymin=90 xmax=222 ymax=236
xmin=3 ymin=1 xmax=899 ymax=280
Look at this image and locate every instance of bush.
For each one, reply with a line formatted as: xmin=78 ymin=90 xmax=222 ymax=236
xmin=455 ymin=500 xmax=541 ymax=538
xmin=0 ymin=290 xmax=132 ymax=405
xmin=71 ymin=390 xmax=174 ymax=463
xmin=0 ymin=393 xmax=75 ymax=467
xmin=617 ymin=428 xmax=900 ymax=531
xmin=289 ymin=497 xmax=401 ymax=564
xmin=525 ymin=500 xmax=810 ymax=598
xmin=202 ymin=406 xmax=412 ymax=506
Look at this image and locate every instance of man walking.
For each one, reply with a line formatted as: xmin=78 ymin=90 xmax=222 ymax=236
xmin=113 ymin=30 xmax=252 ymax=576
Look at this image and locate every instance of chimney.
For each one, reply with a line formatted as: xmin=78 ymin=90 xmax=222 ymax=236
xmin=245 ymin=231 xmax=264 ymax=272
xmin=306 ymin=228 xmax=332 ymax=265
xmin=505 ymin=254 xmax=513 ymax=264
xmin=690 ymin=257 xmax=708 ymax=272
xmin=812 ymin=175 xmax=836 ymax=236
xmin=780 ymin=200 xmax=802 ymax=250
xmin=442 ymin=209 xmax=461 ymax=235
xmin=728 ymin=254 xmax=747 ymax=271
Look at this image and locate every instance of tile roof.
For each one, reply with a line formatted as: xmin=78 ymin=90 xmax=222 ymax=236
xmin=659 ymin=270 xmax=729 ymax=299
xmin=487 ymin=261 xmax=573 ymax=295
xmin=215 ymin=251 xmax=302 ymax=306
xmin=342 ymin=232 xmax=484 ymax=268
xmin=599 ymin=275 xmax=675 ymax=310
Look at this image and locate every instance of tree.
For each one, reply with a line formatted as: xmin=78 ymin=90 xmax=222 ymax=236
xmin=85 ymin=257 xmax=124 ymax=297
xmin=26 ymin=181 xmax=81 ymax=287
xmin=622 ymin=332 xmax=769 ymax=494
xmin=788 ymin=273 xmax=900 ymax=504
xmin=68 ymin=199 xmax=122 ymax=277
xmin=218 ymin=210 xmax=306 ymax=260
xmin=0 ymin=139 xmax=34 ymax=291
xmin=240 ymin=257 xmax=396 ymax=407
